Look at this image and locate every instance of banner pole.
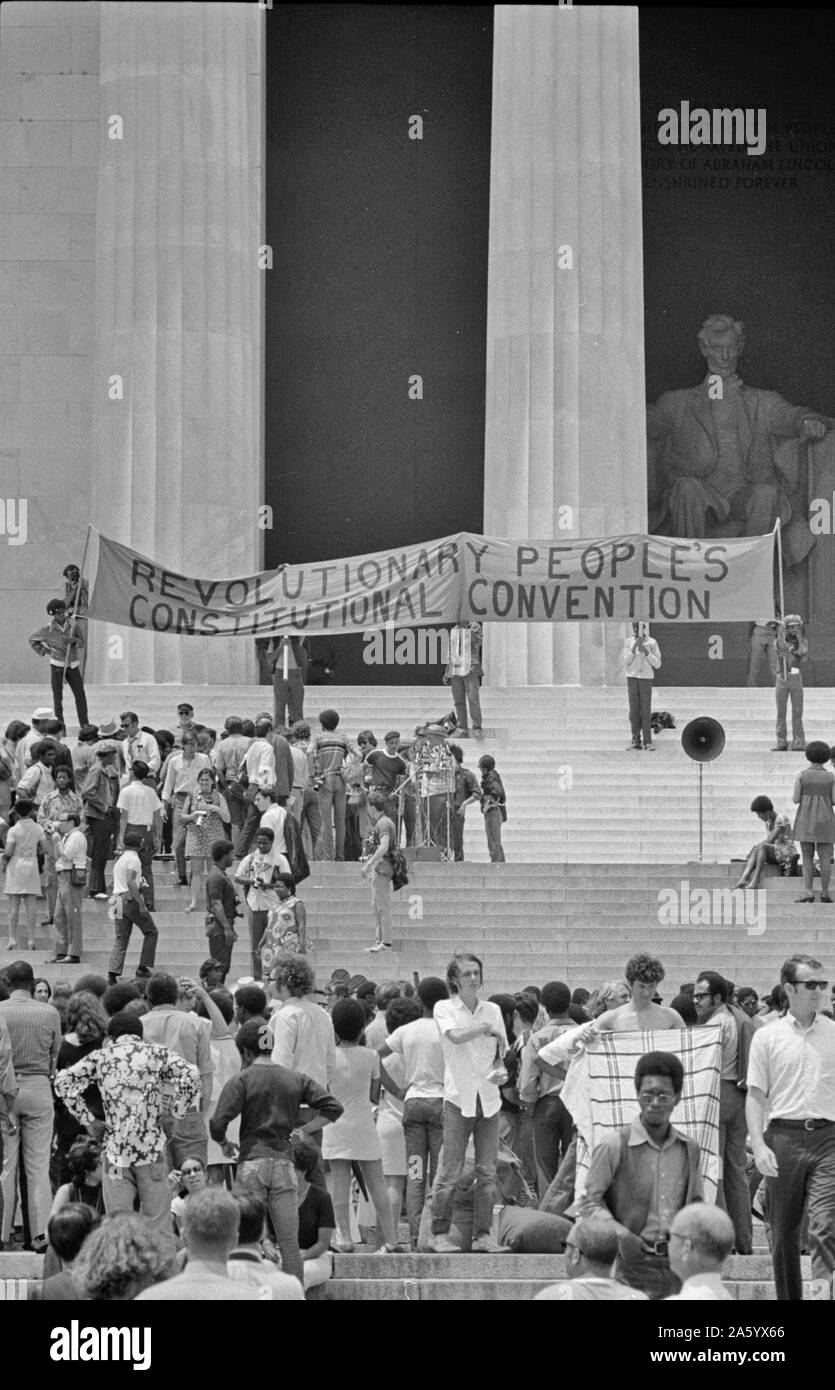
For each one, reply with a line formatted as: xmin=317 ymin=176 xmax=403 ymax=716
xmin=774 ymin=518 xmax=788 ymax=681
xmin=62 ymin=523 xmax=93 ymax=684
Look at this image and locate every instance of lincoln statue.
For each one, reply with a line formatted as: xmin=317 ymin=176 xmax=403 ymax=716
xmin=647 ymin=315 xmax=831 ymax=567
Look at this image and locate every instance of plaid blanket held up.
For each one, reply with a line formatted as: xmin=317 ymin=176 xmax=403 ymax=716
xmin=561 ymin=1026 xmax=723 ymax=1204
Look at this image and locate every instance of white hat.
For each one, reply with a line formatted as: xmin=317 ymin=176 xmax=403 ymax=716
xmin=32 ymin=707 xmax=54 ymax=721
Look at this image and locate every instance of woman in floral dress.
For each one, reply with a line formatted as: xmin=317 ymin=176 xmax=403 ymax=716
xmin=258 ymin=875 xmax=308 ymax=976
xmin=181 ymin=768 xmax=229 ymax=911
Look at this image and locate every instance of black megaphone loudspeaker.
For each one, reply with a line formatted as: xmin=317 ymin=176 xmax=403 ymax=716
xmin=681 ymin=716 xmax=725 ymax=763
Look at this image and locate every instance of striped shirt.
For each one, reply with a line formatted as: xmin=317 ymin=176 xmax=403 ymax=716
xmin=310 ymin=732 xmax=355 ymax=776
xmin=0 ymin=992 xmax=62 ymax=1077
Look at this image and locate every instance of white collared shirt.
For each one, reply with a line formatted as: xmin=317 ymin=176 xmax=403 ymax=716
xmin=123 ymin=730 xmax=161 ymax=777
xmin=747 ymin=1010 xmax=835 ymax=1120
xmin=433 ymin=994 xmax=508 ymax=1118
xmin=666 ymin=1271 xmax=734 ymax=1301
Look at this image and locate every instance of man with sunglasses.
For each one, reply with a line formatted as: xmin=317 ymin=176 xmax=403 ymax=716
xmin=746 ymin=953 xmax=835 ymax=1301
xmin=692 ymin=972 xmax=754 ymax=1255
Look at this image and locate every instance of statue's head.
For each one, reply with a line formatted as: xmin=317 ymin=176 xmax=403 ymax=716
xmin=697 ymin=314 xmax=744 ymax=377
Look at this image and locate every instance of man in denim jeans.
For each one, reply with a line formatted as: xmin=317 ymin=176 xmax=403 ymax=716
xmin=211 ymin=1019 xmax=342 ymax=1284
xmin=429 ymin=951 xmax=509 ymax=1254
xmin=140 ymin=973 xmax=213 ymax=1168
xmin=378 ymin=975 xmax=449 ymax=1249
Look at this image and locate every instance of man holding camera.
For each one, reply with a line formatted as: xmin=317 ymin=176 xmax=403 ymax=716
xmin=623 ymin=621 xmax=662 ymax=751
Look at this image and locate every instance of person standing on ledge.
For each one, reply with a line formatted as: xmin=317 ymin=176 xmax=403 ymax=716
xmin=268 ymin=636 xmax=309 ymax=731
xmin=772 ymin=615 xmax=808 ymax=752
xmin=623 ymin=621 xmax=661 ymax=751
xmin=443 ymin=622 xmax=484 ymax=738
xmin=29 ymin=600 xmax=89 ymax=732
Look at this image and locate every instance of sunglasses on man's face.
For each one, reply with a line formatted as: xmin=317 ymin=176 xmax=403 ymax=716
xmin=793 ymin=979 xmax=829 ymax=991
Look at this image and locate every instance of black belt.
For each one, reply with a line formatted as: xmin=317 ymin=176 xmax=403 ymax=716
xmin=640 ymin=1239 xmax=668 ymax=1256
xmin=770 ymin=1118 xmax=835 ymax=1131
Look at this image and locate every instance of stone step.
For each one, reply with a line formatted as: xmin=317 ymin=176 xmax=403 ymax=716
xmin=308 ymin=1275 xmax=795 ymax=1300
xmin=327 ymin=1251 xmax=789 ymax=1279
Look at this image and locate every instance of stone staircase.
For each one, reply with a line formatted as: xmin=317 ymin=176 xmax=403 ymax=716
xmin=0 ymin=1241 xmax=804 ymax=1302
xmin=1 ymin=682 xmax=832 ymax=864
xmin=308 ymin=1245 xmax=808 ymax=1301
xmin=1 ymin=861 xmax=827 ymax=998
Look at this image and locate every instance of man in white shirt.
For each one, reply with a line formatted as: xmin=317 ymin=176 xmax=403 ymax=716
xmin=237 ymin=721 xmax=279 ymax=857
xmin=429 ymin=951 xmax=509 ymax=1254
xmin=623 ymin=621 xmax=662 ymax=750
xmin=665 ymin=1203 xmax=735 ymax=1301
xmin=106 ymin=831 xmax=158 ymax=984
xmin=160 ymin=732 xmax=212 ymax=885
xmin=45 ymin=810 xmax=88 ymax=964
xmin=252 ymin=789 xmax=290 ymax=874
xmin=118 ymin=712 xmax=161 ymax=784
xmin=117 ymin=759 xmax=163 ymax=911
xmin=746 ymin=952 xmax=835 ymax=1301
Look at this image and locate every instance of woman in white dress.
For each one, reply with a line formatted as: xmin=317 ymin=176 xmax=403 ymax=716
xmin=2 ymin=799 xmax=48 ymax=949
xmin=322 ymin=998 xmax=401 ymax=1252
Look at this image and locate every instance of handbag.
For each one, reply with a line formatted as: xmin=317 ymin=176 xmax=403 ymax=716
xmin=70 ymin=866 xmax=87 ymax=887
xmin=386 ymin=846 xmax=409 ymax=892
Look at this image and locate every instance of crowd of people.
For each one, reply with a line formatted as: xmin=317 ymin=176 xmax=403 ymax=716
xmin=0 ymin=694 xmax=509 ymax=971
xmin=0 ymin=941 xmax=832 ymax=1303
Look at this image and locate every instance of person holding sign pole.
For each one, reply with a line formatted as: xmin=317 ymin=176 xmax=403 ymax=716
xmin=623 ymin=622 xmax=662 ymax=751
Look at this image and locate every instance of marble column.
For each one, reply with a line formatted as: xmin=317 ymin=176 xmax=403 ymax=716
xmin=89 ymin=1 xmax=263 ymax=685
xmin=483 ymin=4 xmax=647 ymax=687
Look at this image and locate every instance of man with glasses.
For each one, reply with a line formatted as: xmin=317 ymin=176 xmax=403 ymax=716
xmin=534 ymin=1216 xmax=649 ymax=1300
xmin=746 ymin=953 xmax=835 ymax=1300
xmin=579 ymin=1051 xmax=704 ymax=1299
xmin=692 ymin=972 xmax=754 ymax=1255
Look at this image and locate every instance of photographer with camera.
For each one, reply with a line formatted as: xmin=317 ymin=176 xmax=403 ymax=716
xmin=623 ymin=621 xmax=662 ymax=751
xmin=772 ymin=613 xmax=808 ymax=751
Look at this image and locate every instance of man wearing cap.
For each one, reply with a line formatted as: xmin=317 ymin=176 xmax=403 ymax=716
xmin=416 ymin=725 xmax=456 ymax=854
xmin=62 ymin=564 xmax=89 ymax=677
xmin=28 ymin=600 xmax=89 ymax=730
xmin=19 ymin=710 xmax=54 ymax=773
xmin=80 ymin=740 xmax=121 ymax=899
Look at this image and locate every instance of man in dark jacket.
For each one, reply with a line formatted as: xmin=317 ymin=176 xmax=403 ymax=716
xmin=693 ymin=971 xmax=755 ymax=1254
xmin=580 ymin=1051 xmax=704 ymax=1299
xmin=29 ymin=600 xmax=89 ymax=730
